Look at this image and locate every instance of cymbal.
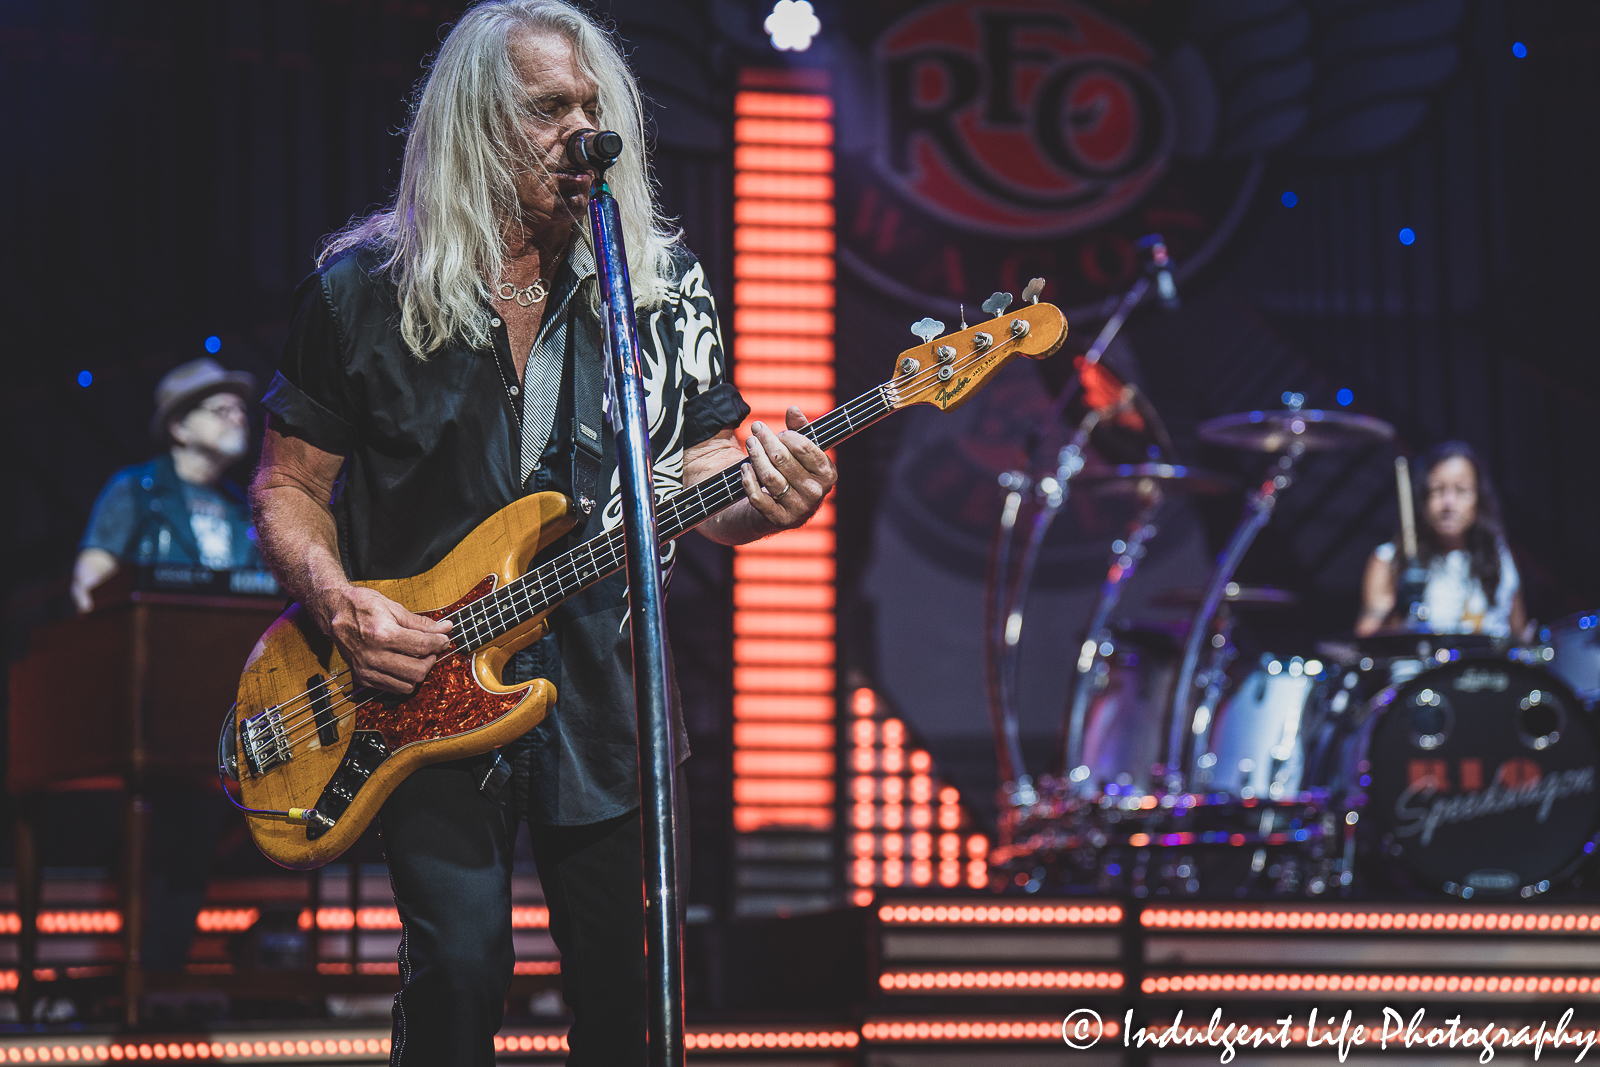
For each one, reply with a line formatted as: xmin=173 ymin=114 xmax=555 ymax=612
xmin=1197 ymin=409 xmax=1395 ymax=452
xmin=1075 ymin=463 xmax=1237 ymax=496
xmin=1151 ymin=583 xmax=1300 ymax=609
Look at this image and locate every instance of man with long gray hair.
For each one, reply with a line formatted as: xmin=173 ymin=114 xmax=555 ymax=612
xmin=249 ymin=1 xmax=835 ymax=1061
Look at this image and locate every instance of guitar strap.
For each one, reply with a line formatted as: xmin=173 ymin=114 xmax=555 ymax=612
xmin=481 ymin=317 xmax=606 ymax=805
xmin=569 ymin=317 xmax=606 ymax=520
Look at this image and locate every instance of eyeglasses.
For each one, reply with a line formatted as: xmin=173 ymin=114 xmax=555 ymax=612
xmin=192 ymin=398 xmax=249 ymax=421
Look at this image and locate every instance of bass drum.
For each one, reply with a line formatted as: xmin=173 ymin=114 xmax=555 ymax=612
xmin=1357 ymin=658 xmax=1600 ymax=898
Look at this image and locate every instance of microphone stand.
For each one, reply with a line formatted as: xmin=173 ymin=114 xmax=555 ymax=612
xmin=582 ymin=132 xmax=684 ymax=1067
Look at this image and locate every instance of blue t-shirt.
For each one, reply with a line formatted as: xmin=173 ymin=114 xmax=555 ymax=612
xmin=80 ymin=454 xmax=261 ymax=570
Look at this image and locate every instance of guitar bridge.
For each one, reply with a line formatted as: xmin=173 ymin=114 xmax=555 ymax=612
xmin=241 ymin=706 xmax=290 ymax=776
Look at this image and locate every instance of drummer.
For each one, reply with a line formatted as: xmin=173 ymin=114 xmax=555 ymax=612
xmin=1356 ymin=441 xmax=1529 ymax=639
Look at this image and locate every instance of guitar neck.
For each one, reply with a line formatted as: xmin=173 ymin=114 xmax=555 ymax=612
xmin=450 ymin=384 xmax=897 ymax=649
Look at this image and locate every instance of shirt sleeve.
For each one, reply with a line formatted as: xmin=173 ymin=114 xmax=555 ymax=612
xmin=671 ymin=255 xmax=750 ymax=447
xmin=79 ymin=469 xmax=143 ymax=558
xmin=262 ymin=270 xmax=358 ymax=455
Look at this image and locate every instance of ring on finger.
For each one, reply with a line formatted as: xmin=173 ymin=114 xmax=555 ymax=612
xmin=773 ymin=482 xmax=793 ymax=499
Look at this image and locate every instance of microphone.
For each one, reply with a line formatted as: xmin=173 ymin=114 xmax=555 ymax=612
xmin=1137 ymin=234 xmax=1180 ymax=311
xmin=566 ymin=129 xmax=624 ymax=172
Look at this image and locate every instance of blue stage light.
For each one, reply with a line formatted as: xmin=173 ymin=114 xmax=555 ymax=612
xmin=1280 ymin=191 xmax=1297 ymax=207
xmin=77 ymin=370 xmax=93 ymax=388
xmin=1336 ymin=388 xmax=1353 ymax=406
xmin=1398 ymin=227 xmax=1416 ymax=246
xmin=1512 ymin=41 xmax=1527 ymax=58
xmin=205 ymin=335 xmax=222 ymax=353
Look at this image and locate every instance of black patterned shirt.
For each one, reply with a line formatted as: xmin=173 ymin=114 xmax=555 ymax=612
xmin=263 ymin=239 xmax=747 ymax=824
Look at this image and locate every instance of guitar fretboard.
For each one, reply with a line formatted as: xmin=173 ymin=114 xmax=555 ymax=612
xmin=445 ymin=382 xmax=898 ymax=650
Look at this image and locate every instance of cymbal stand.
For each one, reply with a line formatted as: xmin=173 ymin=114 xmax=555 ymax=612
xmin=1057 ymin=486 xmax=1164 ymax=790
xmin=984 ymin=241 xmax=1175 ymax=812
xmin=1183 ymin=602 xmax=1239 ymax=787
xmin=985 ymin=388 xmax=1147 ymax=808
xmin=1165 ymin=441 xmax=1305 ymax=788
xmin=984 ymin=413 xmax=1097 ymax=808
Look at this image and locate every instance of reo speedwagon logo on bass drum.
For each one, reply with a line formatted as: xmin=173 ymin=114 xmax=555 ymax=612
xmin=875 ymin=0 xmax=1174 ymax=238
xmin=1395 ymin=763 xmax=1595 ymax=849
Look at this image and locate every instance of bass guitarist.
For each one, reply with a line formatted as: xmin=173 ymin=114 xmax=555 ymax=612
xmin=249 ymin=2 xmax=835 ymax=1062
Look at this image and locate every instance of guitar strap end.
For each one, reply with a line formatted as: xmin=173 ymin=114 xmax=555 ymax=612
xmin=478 ymin=751 xmax=513 ymax=801
xmin=571 ymin=416 xmax=603 ymax=517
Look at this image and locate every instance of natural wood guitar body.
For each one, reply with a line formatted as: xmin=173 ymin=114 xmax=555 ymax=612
xmin=228 ymin=301 xmax=1068 ymax=870
xmin=234 ymin=492 xmax=577 ymax=869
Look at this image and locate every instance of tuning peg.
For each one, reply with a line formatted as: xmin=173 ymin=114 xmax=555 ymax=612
xmin=982 ymin=291 xmax=1013 ymax=316
xmin=910 ymin=317 xmax=945 ymax=344
xmin=1021 ymin=278 xmax=1046 ymax=305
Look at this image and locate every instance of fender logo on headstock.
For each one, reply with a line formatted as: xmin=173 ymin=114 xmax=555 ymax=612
xmin=934 ymin=375 xmax=974 ymax=405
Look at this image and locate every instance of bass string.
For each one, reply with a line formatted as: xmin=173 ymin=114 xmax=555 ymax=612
xmin=454 ymin=369 xmax=909 ymax=638
xmin=261 ymin=332 xmax=1029 ymax=745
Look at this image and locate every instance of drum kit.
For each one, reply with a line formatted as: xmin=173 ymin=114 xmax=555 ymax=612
xmin=986 ymin=394 xmax=1600 ymax=901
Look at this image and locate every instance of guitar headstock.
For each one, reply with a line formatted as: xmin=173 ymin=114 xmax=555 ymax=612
xmin=886 ymin=301 xmax=1067 ymax=413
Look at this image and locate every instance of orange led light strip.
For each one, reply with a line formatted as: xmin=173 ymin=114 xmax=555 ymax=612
xmin=0 ymin=906 xmax=550 ymax=935
xmin=880 ymin=969 xmax=1124 ymax=992
xmin=683 ymin=1031 xmax=858 ymax=1051
xmin=0 ymin=1036 xmax=394 ymax=1061
xmin=295 ymin=906 xmax=548 ymax=931
xmin=493 ymin=1033 xmax=569 ymax=1054
xmin=848 ymin=689 xmax=989 ymax=901
xmin=864 ymin=1018 xmax=1122 ymax=1042
xmin=0 ymin=910 xmax=122 ymax=934
xmin=1142 ymin=973 xmax=1600 ymax=996
xmin=878 ymin=903 xmax=1122 ymax=926
xmin=1142 ymin=907 xmax=1600 ymax=933
xmin=731 ymin=70 xmax=837 ymax=835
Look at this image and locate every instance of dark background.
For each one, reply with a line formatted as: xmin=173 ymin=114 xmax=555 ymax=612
xmin=3 ymin=0 xmax=1599 ymax=948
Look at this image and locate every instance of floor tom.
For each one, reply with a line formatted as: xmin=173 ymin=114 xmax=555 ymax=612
xmin=1191 ymin=655 xmax=1331 ymax=800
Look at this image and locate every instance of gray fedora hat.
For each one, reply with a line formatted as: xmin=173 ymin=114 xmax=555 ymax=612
xmin=149 ymin=357 xmax=257 ymax=441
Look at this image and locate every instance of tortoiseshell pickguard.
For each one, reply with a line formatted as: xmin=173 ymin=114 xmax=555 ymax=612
xmin=352 ymin=575 xmax=524 ymax=750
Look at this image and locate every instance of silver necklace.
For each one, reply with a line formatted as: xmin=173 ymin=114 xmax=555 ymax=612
xmin=496 ymin=278 xmax=548 ymax=306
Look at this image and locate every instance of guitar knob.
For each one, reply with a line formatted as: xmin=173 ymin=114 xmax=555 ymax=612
xmin=898 ymin=357 xmax=921 ymax=376
xmin=1021 ymin=277 xmax=1046 ymax=305
xmin=972 ymin=332 xmax=994 ymax=350
xmin=982 ymin=291 xmax=1013 ymax=316
xmin=910 ymin=317 xmax=945 ymax=344
xmin=935 ymin=345 xmax=956 ymax=364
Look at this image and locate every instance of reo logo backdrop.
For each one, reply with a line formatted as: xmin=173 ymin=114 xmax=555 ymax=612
xmin=876 ymin=0 xmax=1173 ymax=239
xmin=838 ymin=0 xmax=1263 ymax=315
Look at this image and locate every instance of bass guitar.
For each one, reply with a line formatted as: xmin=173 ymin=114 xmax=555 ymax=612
xmin=223 ymin=301 xmax=1067 ymax=868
